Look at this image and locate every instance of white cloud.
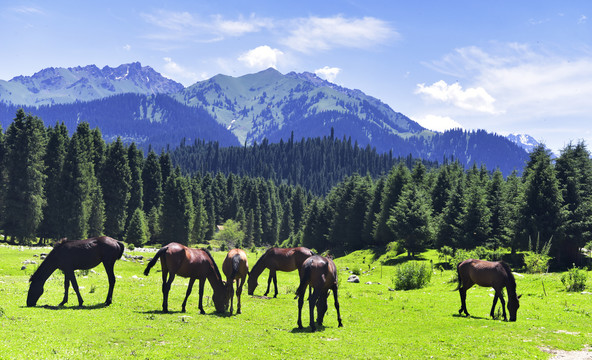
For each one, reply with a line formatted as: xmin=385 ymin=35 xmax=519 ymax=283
xmin=413 ymin=114 xmax=463 ymax=132
xmin=415 ymin=80 xmax=498 ymax=114
xmin=11 ymin=6 xmax=44 ymax=15
xmin=283 ymin=15 xmax=397 ymax=53
xmin=578 ymin=15 xmax=587 ymax=24
xmin=238 ymin=46 xmax=283 ymax=69
xmin=123 ymin=44 xmax=131 ymax=51
xmin=314 ymin=66 xmax=341 ymax=82
xmin=162 ymin=57 xmax=199 ymax=85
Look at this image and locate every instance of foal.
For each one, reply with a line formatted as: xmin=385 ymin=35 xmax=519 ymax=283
xmin=222 ymin=249 xmax=249 ymax=314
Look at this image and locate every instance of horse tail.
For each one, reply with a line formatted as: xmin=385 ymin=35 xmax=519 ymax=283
xmin=454 ymin=261 xmax=462 ymax=291
xmin=230 ymin=253 xmax=241 ymax=281
xmin=144 ymin=246 xmax=168 ymax=276
xmin=116 ymin=241 xmax=125 ymax=260
xmin=294 ymin=262 xmax=311 ymax=300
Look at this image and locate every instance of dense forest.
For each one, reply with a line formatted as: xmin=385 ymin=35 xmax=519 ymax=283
xmin=1 ymin=110 xmax=591 ymax=270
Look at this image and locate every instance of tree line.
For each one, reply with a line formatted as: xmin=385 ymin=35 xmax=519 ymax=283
xmin=1 ymin=110 xmax=590 ymax=269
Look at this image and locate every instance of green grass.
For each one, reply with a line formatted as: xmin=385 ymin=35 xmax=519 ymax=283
xmin=1 ymin=244 xmax=591 ymax=359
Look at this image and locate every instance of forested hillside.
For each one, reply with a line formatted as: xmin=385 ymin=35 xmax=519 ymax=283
xmin=1 ymin=110 xmax=590 ymax=270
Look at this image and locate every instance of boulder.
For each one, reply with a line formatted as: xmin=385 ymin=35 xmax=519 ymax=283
xmin=347 ymin=275 xmax=360 ymax=283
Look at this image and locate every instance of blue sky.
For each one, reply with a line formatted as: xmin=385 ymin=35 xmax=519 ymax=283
xmin=0 ymin=0 xmax=590 ymax=153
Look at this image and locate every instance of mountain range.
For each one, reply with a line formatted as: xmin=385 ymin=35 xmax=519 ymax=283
xmin=0 ymin=62 xmax=532 ymax=175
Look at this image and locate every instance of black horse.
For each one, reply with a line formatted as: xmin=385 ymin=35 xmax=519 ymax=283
xmin=27 ymin=237 xmax=124 ymax=307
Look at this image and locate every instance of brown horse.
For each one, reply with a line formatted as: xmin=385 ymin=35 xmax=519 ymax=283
xmin=248 ymin=247 xmax=313 ymax=297
xmin=27 ymin=236 xmax=124 ymax=307
xmin=222 ymin=249 xmax=249 ymax=314
xmin=295 ymin=255 xmax=343 ymax=332
xmin=457 ymin=259 xmax=521 ymax=321
xmin=144 ymin=243 xmax=228 ymax=314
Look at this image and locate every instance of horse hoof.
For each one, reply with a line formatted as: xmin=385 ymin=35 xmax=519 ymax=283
xmin=200 ymin=310 xmax=206 ymax=315
xmin=339 ymin=323 xmax=343 ymax=327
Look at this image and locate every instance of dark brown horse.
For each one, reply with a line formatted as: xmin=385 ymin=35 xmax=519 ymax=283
xmin=222 ymin=249 xmax=249 ymax=314
xmin=248 ymin=247 xmax=313 ymax=297
xmin=295 ymin=255 xmax=343 ymax=332
xmin=27 ymin=236 xmax=124 ymax=307
xmin=144 ymin=243 xmax=228 ymax=314
xmin=457 ymin=259 xmax=521 ymax=321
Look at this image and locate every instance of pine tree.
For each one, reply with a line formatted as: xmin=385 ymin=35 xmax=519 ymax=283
xmin=374 ymin=164 xmax=411 ymax=245
xmin=3 ymin=110 xmax=47 ymax=242
xmin=88 ymin=186 xmax=105 ymax=237
xmin=38 ymin=122 xmax=69 ymax=241
xmin=126 ymin=143 xmax=144 ymax=229
xmin=461 ymin=175 xmax=491 ymax=249
xmin=388 ymin=183 xmax=432 ymax=257
xmin=142 ymin=150 xmax=162 ymax=214
xmin=126 ymin=208 xmax=148 ymax=246
xmin=555 ymin=142 xmax=592 ymax=266
xmin=436 ymin=178 xmax=466 ymax=249
xmin=60 ymin=123 xmax=97 ymax=239
xmin=517 ymin=145 xmax=563 ymax=254
xmin=0 ymin=124 xmax=5 ymax=233
xmin=160 ymin=169 xmax=194 ymax=245
xmin=487 ymin=170 xmax=511 ymax=249
xmin=102 ymin=138 xmax=131 ymax=239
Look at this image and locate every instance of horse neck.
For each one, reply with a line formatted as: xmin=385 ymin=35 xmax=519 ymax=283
xmin=250 ymin=256 xmax=267 ymax=279
xmin=206 ymin=267 xmax=226 ymax=294
xmin=30 ymin=255 xmax=58 ymax=285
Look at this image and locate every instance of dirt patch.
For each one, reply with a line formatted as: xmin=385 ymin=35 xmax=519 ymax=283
xmin=540 ymin=346 xmax=592 ymax=360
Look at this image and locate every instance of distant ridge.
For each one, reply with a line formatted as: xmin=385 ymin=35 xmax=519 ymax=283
xmin=0 ymin=62 xmax=183 ymax=106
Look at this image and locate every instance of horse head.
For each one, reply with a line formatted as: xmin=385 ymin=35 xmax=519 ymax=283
xmin=507 ymin=294 xmax=521 ymax=321
xmin=247 ymin=274 xmax=258 ymax=295
xmin=27 ymin=278 xmax=44 ymax=307
xmin=212 ymin=286 xmax=229 ymax=313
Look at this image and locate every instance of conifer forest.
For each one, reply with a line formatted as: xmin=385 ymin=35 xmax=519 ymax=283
xmin=1 ymin=109 xmax=591 ymax=270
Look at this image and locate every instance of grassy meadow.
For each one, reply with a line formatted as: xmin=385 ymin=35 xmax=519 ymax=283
xmin=0 ymin=244 xmax=591 ymax=359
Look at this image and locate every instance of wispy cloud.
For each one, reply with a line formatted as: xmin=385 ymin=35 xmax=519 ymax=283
xmin=578 ymin=15 xmax=587 ymax=24
xmin=314 ymin=66 xmax=341 ymax=82
xmin=141 ymin=10 xmax=272 ymax=43
xmin=238 ymin=46 xmax=284 ymax=70
xmin=282 ymin=15 xmax=397 ymax=53
xmin=11 ymin=6 xmax=45 ymax=15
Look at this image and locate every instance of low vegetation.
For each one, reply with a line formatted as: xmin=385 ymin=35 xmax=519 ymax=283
xmin=1 ymin=245 xmax=591 ymax=359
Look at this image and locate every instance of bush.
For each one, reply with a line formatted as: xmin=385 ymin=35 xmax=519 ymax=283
xmin=561 ymin=265 xmax=588 ymax=292
xmin=524 ymin=235 xmax=553 ymax=273
xmin=392 ymin=261 xmax=432 ymax=290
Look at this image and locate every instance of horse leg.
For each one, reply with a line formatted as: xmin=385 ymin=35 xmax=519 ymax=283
xmin=458 ymin=287 xmax=469 ymax=317
xmin=316 ymin=291 xmax=328 ymax=326
xmin=272 ymin=271 xmax=279 ymax=298
xmin=198 ymin=279 xmax=206 ymax=314
xmin=181 ymin=278 xmax=196 ymax=313
xmin=332 ymin=284 xmax=343 ymax=327
xmin=162 ymin=272 xmax=175 ymax=313
xmin=309 ymin=288 xmax=319 ymax=332
xmin=68 ymin=272 xmax=84 ymax=307
xmin=236 ymin=277 xmax=245 ymax=314
xmin=229 ymin=282 xmax=235 ymax=314
xmin=264 ymin=269 xmax=275 ymax=297
xmin=490 ymin=292 xmax=499 ymax=319
xmin=103 ymin=261 xmax=116 ymax=306
xmin=297 ymin=289 xmax=305 ymax=329
xmin=59 ymin=273 xmax=70 ymax=306
xmin=498 ymin=290 xmax=507 ymax=321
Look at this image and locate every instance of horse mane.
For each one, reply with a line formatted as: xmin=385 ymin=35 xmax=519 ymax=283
xmin=499 ymin=261 xmax=516 ymax=289
xmin=203 ymin=248 xmax=223 ymax=281
xmin=252 ymin=247 xmax=272 ymax=273
xmin=30 ymin=248 xmax=57 ymax=283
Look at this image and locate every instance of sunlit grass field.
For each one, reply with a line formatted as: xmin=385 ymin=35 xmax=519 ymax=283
xmin=0 ymin=245 xmax=590 ymax=359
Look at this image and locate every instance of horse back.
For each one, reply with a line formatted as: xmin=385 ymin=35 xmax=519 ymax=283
xmin=54 ymin=237 xmax=121 ymax=270
xmin=459 ymin=259 xmax=510 ymax=289
xmin=304 ymin=255 xmax=336 ymax=290
xmin=223 ymin=249 xmax=248 ymax=280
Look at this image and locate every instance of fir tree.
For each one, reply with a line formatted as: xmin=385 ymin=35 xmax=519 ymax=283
xmin=102 ymin=138 xmax=131 ymax=239
xmin=160 ymin=169 xmax=194 ymax=245
xmin=3 ymin=110 xmax=47 ymax=242
xmin=142 ymin=150 xmax=162 ymax=214
xmin=126 ymin=208 xmax=148 ymax=246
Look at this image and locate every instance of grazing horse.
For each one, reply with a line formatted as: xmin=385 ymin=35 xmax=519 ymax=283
xmin=27 ymin=236 xmax=124 ymax=307
xmin=457 ymin=259 xmax=521 ymax=321
xmin=143 ymin=243 xmax=228 ymax=314
xmin=248 ymin=247 xmax=313 ymax=297
xmin=295 ymin=255 xmax=343 ymax=332
xmin=222 ymin=249 xmax=249 ymax=314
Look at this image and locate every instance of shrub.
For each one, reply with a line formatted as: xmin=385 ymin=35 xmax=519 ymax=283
xmin=392 ymin=261 xmax=432 ymax=290
xmin=524 ymin=235 xmax=553 ymax=273
xmin=561 ymin=265 xmax=588 ymax=292
xmin=351 ymin=267 xmax=361 ymax=276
